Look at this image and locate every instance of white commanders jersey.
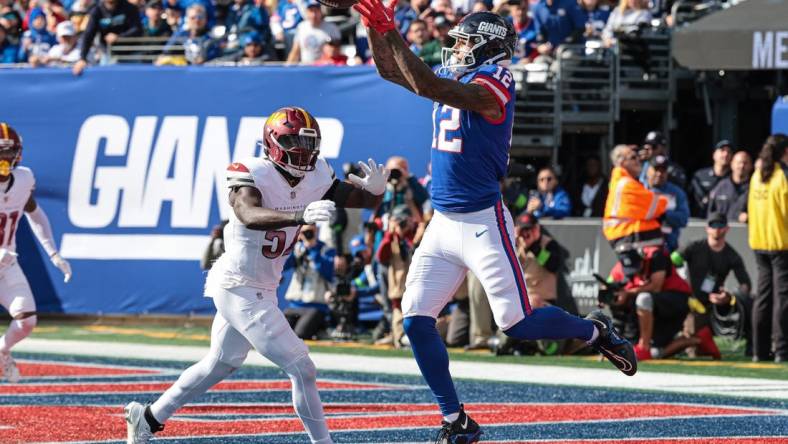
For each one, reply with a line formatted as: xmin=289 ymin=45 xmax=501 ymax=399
xmin=205 ymin=156 xmax=335 ymax=294
xmin=0 ymin=167 xmax=35 ymax=256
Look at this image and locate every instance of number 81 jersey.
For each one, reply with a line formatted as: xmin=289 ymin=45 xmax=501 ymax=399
xmin=205 ymin=156 xmax=335 ymax=295
xmin=0 ymin=167 xmax=34 ymax=256
xmin=430 ymin=64 xmax=516 ymax=214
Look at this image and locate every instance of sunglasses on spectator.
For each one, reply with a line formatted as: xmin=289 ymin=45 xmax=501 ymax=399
xmin=623 ymin=154 xmax=638 ymax=161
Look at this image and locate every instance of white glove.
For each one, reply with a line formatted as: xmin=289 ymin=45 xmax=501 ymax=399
xmin=348 ymin=158 xmax=390 ymax=196
xmin=50 ymin=252 xmax=72 ymax=283
xmin=301 ymin=200 xmax=336 ymax=225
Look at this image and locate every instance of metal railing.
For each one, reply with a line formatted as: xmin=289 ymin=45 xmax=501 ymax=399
xmin=107 ymin=36 xmax=179 ymax=64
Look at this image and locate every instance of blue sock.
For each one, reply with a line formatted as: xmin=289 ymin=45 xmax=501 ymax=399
xmin=504 ymin=306 xmax=595 ymax=341
xmin=403 ymin=316 xmax=460 ymax=417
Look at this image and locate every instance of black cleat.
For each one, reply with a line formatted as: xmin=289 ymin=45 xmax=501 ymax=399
xmin=434 ymin=404 xmax=482 ymax=444
xmin=586 ymin=310 xmax=637 ymax=376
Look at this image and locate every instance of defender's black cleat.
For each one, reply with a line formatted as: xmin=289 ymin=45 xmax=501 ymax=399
xmin=586 ymin=310 xmax=638 ymax=376
xmin=434 ymin=404 xmax=482 ymax=444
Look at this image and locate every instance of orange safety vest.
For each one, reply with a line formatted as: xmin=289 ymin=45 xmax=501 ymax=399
xmin=603 ymin=167 xmax=668 ymax=246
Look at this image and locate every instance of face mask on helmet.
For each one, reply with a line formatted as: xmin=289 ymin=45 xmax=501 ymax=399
xmin=0 ymin=140 xmax=20 ymax=177
xmin=267 ymin=128 xmax=321 ymax=178
xmin=439 ymin=14 xmax=515 ymax=75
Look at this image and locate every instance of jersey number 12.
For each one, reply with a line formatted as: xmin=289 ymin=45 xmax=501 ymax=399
xmin=432 ymin=104 xmax=462 ymax=153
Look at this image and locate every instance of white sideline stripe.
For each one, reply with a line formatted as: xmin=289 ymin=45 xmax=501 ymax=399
xmin=60 ymin=234 xmax=210 ymax=260
xmin=14 ymin=339 xmax=788 ymax=401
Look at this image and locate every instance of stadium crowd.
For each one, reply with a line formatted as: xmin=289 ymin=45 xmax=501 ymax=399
xmin=0 ymin=0 xmax=704 ymax=68
xmin=199 ymin=133 xmax=788 ymax=364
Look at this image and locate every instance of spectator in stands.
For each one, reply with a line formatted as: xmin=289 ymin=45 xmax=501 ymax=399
xmin=676 ymin=212 xmax=752 ymax=357
xmin=572 ymin=154 xmax=608 ymax=217
xmin=177 ymin=0 xmax=215 ymax=28
xmin=606 ymin=245 xmax=701 ymax=361
xmin=516 ymin=213 xmax=576 ymax=313
xmin=41 ymin=20 xmax=84 ymax=65
xmin=502 ymin=162 xmax=532 ymax=217
xmin=377 ymin=156 xmax=429 ymax=219
xmin=271 ymin=0 xmax=301 ymax=54
xmin=579 ymin=0 xmax=611 ymax=39
xmin=526 ymin=166 xmax=571 ymax=219
xmin=158 ymin=3 xmax=221 ymax=65
xmin=748 ymin=134 xmax=788 ymax=363
xmin=376 ymin=205 xmax=416 ymax=348
xmin=18 ymin=8 xmax=55 ymax=63
xmin=708 ymin=150 xmax=752 ymax=223
xmin=638 ymin=130 xmax=687 ymax=188
xmin=233 ymin=0 xmax=272 ymax=44
xmin=142 ymin=0 xmax=171 ymax=37
xmin=0 ymin=11 xmax=22 ymax=49
xmin=603 ymin=144 xmax=669 ymax=254
xmin=72 ymin=0 xmax=142 ymax=75
xmin=602 ymin=0 xmax=652 ymax=45
xmin=163 ymin=4 xmax=182 ymax=33
xmin=530 ymin=0 xmax=585 ymax=58
xmin=313 ymin=37 xmax=347 ymax=65
xmin=416 ymin=12 xmax=449 ymax=67
xmin=284 ymin=224 xmax=336 ymax=340
xmin=428 ymin=0 xmax=457 ymax=23
xmin=507 ymin=0 xmax=535 ymax=62
xmin=406 ymin=18 xmax=431 ymax=57
xmin=645 ymin=155 xmax=688 ymax=252
xmin=286 ymin=1 xmax=339 ymax=64
xmin=214 ymin=30 xmax=272 ymax=64
xmin=690 ymin=140 xmax=732 ymax=218
xmin=0 ymin=24 xmax=20 ymax=63
xmin=393 ymin=0 xmax=417 ymax=36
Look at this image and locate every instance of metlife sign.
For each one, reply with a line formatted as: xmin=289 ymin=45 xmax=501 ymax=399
xmin=3 ymin=66 xmax=432 ymax=314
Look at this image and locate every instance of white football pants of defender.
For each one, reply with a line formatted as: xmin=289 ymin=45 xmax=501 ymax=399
xmin=0 ymin=263 xmax=38 ymax=355
xmin=149 ymin=286 xmax=333 ymax=444
xmin=402 ymin=200 xmax=531 ymax=330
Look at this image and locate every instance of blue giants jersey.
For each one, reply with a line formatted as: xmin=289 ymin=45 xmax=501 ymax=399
xmin=430 ymin=64 xmax=516 ymax=213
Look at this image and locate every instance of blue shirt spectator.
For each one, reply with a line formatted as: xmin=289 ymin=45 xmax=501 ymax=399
xmin=18 ymin=8 xmax=56 ymax=63
xmin=0 ymin=25 xmax=20 ymax=63
xmin=393 ymin=0 xmax=418 ymax=37
xmin=578 ymin=0 xmax=610 ymax=38
xmin=160 ymin=4 xmax=221 ymax=64
xmin=645 ymin=156 xmax=689 ymax=252
xmin=531 ymin=0 xmax=585 ymax=48
xmin=178 ymin=0 xmax=215 ymax=27
xmin=528 ymin=167 xmax=572 ymax=219
xmin=507 ymin=1 xmax=537 ymax=61
xmin=277 ymin=0 xmax=302 ymax=34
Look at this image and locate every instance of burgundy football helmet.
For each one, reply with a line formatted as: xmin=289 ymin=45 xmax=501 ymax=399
xmin=0 ymin=123 xmax=23 ymax=176
xmin=262 ymin=107 xmax=321 ymax=178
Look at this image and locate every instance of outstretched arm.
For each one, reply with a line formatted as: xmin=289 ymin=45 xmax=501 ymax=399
xmin=367 ymin=27 xmax=415 ymax=91
xmin=24 ymin=195 xmax=72 ymax=282
xmin=355 ymin=0 xmax=502 ymax=120
xmin=324 ymin=158 xmax=389 ymax=209
xmin=230 ymin=186 xmax=335 ymax=230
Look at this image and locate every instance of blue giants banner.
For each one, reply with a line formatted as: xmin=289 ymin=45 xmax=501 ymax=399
xmin=3 ymin=66 xmax=433 ymax=314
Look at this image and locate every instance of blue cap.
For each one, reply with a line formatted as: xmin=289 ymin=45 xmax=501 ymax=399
xmin=240 ymin=31 xmax=262 ymax=47
xmin=305 ymin=0 xmax=321 ymax=7
xmin=348 ymin=235 xmax=366 ymax=257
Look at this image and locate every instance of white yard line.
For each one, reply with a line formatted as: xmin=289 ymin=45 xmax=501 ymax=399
xmin=15 ymin=338 xmax=788 ymax=401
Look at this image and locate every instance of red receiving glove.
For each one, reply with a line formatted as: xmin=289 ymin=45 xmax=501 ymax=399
xmin=353 ymin=0 xmax=397 ymax=35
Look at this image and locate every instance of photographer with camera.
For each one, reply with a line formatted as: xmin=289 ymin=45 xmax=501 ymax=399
xmin=675 ymin=212 xmax=752 ymax=357
xmin=283 ymin=225 xmax=336 ymax=339
xmin=327 ymin=254 xmax=358 ymax=340
xmin=376 ymin=205 xmax=416 ymax=348
xmin=604 ymin=246 xmax=704 ymax=361
xmin=376 ymin=156 xmax=429 ymax=221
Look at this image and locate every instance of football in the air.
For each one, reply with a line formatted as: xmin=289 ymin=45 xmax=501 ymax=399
xmin=317 ymin=0 xmax=359 ymax=9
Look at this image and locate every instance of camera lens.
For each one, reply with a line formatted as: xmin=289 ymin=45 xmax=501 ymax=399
xmin=389 ymin=169 xmax=402 ymax=181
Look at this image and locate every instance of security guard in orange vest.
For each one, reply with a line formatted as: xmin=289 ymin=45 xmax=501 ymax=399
xmin=604 ymin=145 xmax=672 ymax=253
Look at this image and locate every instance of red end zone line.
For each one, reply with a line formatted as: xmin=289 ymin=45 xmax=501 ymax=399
xmin=0 ymin=403 xmax=779 ymax=443
xmin=16 ymin=361 xmax=159 ymax=377
xmin=0 ymin=380 xmax=395 ymax=395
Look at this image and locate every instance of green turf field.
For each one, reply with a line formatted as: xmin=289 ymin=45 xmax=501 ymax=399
xmin=28 ymin=318 xmax=787 ymax=380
